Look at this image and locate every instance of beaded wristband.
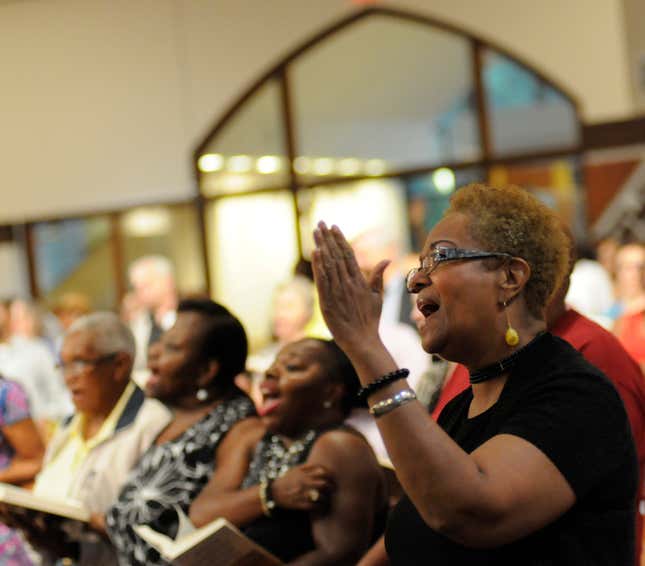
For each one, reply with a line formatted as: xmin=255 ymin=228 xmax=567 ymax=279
xmin=369 ymin=389 xmax=417 ymax=418
xmin=259 ymin=478 xmax=276 ymax=517
xmin=357 ymin=368 xmax=410 ymax=402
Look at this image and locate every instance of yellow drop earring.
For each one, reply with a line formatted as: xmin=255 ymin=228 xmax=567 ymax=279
xmin=504 ymin=301 xmax=519 ymax=346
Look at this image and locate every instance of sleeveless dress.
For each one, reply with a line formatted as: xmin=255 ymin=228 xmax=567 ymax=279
xmin=242 ymin=427 xmax=387 ymax=562
xmin=106 ymin=394 xmax=254 ymax=566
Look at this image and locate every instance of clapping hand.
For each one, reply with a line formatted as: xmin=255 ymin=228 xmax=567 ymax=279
xmin=312 ymin=222 xmax=389 ymax=353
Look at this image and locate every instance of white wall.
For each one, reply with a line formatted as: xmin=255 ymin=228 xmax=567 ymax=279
xmin=0 ymin=0 xmax=637 ymax=223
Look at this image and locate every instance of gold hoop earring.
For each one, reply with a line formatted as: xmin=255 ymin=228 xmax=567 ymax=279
xmin=504 ymin=301 xmax=519 ymax=346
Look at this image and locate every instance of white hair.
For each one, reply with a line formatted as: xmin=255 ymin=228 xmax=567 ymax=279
xmin=128 ymin=255 xmax=175 ymax=282
xmin=67 ymin=311 xmax=136 ymax=360
xmin=274 ymin=276 xmax=315 ymax=316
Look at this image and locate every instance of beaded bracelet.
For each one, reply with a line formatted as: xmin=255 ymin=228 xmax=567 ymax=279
xmin=356 ymin=368 xmax=410 ymax=402
xmin=259 ymin=478 xmax=276 ymax=517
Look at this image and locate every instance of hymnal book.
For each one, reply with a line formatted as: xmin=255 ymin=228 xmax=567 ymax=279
xmin=0 ymin=483 xmax=89 ymax=522
xmin=0 ymin=483 xmax=90 ymax=557
xmin=134 ymin=517 xmax=283 ymax=566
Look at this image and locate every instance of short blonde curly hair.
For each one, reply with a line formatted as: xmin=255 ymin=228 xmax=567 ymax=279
xmin=446 ymin=183 xmax=569 ymax=319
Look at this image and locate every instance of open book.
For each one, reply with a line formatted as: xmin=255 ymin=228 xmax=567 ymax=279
xmin=0 ymin=483 xmax=90 ymax=556
xmin=0 ymin=482 xmax=89 ymax=522
xmin=134 ymin=516 xmax=283 ymax=566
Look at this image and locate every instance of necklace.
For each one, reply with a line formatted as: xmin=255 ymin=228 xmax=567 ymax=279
xmin=469 ymin=332 xmax=546 ymax=384
xmin=262 ymin=429 xmax=318 ymax=480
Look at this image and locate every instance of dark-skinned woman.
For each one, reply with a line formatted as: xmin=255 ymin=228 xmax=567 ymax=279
xmin=104 ymin=299 xmax=255 ymax=566
xmin=313 ymin=184 xmax=638 ymax=566
xmin=190 ymin=338 xmax=387 ymax=565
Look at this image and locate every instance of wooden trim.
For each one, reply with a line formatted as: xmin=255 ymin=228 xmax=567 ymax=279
xmin=195 ymin=194 xmax=212 ymax=295
xmin=23 ymin=223 xmax=39 ymax=299
xmin=582 ymin=115 xmax=645 ymax=150
xmin=198 ymin=145 xmax=583 ymax=201
xmin=472 ymin=40 xmax=491 ymax=159
xmin=0 ymin=225 xmax=13 ymax=243
xmin=109 ymin=213 xmax=126 ymax=304
xmin=193 ymin=5 xmax=580 ymax=163
xmin=10 ymin=197 xmax=195 ymax=227
xmin=279 ymin=68 xmax=304 ymax=259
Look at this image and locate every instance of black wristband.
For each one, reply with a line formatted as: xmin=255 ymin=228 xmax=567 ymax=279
xmin=357 ymin=368 xmax=410 ymax=402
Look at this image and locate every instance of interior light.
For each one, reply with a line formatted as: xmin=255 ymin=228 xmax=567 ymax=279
xmin=293 ymin=157 xmax=311 ymax=174
xmin=198 ymin=153 xmax=224 ymax=173
xmin=337 ymin=158 xmax=362 ymax=176
xmin=227 ymin=155 xmax=253 ymax=173
xmin=365 ymin=159 xmax=387 ymax=176
xmin=432 ymin=168 xmax=456 ymax=194
xmin=122 ymin=207 xmax=172 ymax=237
xmin=312 ymin=158 xmax=334 ymax=176
xmin=256 ymin=155 xmax=282 ymax=174
xmin=221 ymin=174 xmax=253 ymax=192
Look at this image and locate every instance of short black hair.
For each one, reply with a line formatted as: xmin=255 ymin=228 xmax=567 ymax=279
xmin=177 ymin=299 xmax=248 ymax=389
xmin=310 ymin=339 xmax=360 ymax=415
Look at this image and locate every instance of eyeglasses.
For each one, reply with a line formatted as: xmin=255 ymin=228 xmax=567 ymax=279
xmin=406 ymin=246 xmax=513 ymax=293
xmin=57 ymin=352 xmax=119 ymax=375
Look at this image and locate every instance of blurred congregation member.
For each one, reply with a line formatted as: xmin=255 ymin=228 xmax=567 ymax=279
xmin=0 ymin=302 xmax=10 ymax=344
xmin=547 ymin=267 xmax=645 ymax=565
xmin=105 ymin=299 xmax=255 ymax=566
xmin=0 ymin=374 xmax=45 ymax=565
xmin=565 ymin=241 xmax=614 ymax=328
xmin=52 ymin=292 xmax=92 ymax=331
xmin=352 ymin=230 xmax=428 ymax=386
xmin=191 ymin=338 xmax=387 ymax=564
xmin=315 ymin=184 xmax=637 ymax=565
xmin=247 ymin=275 xmax=316 ymax=376
xmin=613 ymin=242 xmax=645 ymax=371
xmin=29 ymin=312 xmax=170 ymax=564
xmin=0 ymin=299 xmax=71 ymax=425
xmin=127 ymin=255 xmax=178 ymax=376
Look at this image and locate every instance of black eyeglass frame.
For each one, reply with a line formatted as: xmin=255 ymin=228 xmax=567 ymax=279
xmin=406 ymin=246 xmax=513 ymax=293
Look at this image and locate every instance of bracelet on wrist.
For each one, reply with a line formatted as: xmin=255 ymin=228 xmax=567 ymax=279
xmin=369 ymin=389 xmax=417 ymax=418
xmin=357 ymin=368 xmax=410 ymax=403
xmin=259 ymin=478 xmax=276 ymax=517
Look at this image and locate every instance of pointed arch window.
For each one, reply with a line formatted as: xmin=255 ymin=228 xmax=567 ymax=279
xmin=194 ymin=7 xmax=583 ymax=346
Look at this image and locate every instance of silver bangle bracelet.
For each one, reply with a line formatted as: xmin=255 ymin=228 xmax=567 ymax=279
xmin=369 ymin=389 xmax=417 ymax=418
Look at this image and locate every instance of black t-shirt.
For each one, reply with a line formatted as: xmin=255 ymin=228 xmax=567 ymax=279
xmin=385 ymin=333 xmax=638 ymax=565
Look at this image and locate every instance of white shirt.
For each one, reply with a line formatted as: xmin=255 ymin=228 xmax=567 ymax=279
xmin=0 ymin=336 xmax=72 ymax=421
xmin=130 ymin=309 xmax=176 ymax=385
xmin=566 ymin=259 xmax=615 ymax=329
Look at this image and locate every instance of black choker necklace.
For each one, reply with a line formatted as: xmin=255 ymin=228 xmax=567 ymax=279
xmin=469 ymin=332 xmax=546 ymax=384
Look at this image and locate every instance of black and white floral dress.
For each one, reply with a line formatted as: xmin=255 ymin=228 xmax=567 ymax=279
xmin=105 ymin=394 xmax=255 ymax=566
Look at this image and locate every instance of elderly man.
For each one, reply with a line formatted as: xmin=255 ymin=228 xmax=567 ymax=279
xmin=32 ymin=312 xmax=171 ymax=565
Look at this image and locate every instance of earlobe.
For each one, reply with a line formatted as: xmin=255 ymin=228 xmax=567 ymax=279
xmin=324 ymin=381 xmax=345 ymax=409
xmin=198 ymin=359 xmax=220 ymax=388
xmin=500 ymin=257 xmax=531 ymax=299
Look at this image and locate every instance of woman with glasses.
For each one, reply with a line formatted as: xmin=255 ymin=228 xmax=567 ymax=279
xmin=313 ymin=184 xmax=638 ymax=566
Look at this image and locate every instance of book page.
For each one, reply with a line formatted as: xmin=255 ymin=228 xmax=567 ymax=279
xmin=0 ymin=483 xmax=89 ymax=522
xmin=135 ymin=519 xmax=282 ymax=566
